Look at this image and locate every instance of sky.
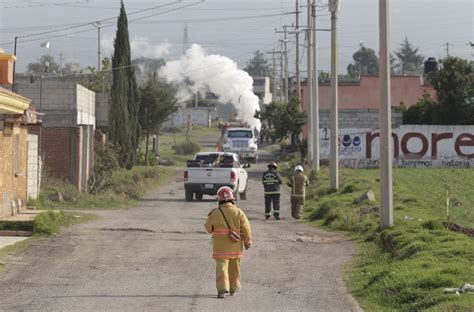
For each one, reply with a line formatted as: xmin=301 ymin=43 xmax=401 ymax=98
xmin=0 ymin=0 xmax=473 ymax=75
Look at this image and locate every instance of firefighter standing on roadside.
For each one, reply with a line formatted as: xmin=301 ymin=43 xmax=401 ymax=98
xmin=262 ymin=162 xmax=283 ymax=220
xmin=287 ymin=165 xmax=310 ymax=219
xmin=204 ymin=186 xmax=252 ymax=299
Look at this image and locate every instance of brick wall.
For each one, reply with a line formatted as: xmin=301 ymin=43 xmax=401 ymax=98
xmin=0 ymin=124 xmax=28 ymax=219
xmin=29 ymin=126 xmax=80 ymax=188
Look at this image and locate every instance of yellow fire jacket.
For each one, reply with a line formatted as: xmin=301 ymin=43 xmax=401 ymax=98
xmin=287 ymin=172 xmax=310 ymax=198
xmin=204 ymin=202 xmax=252 ymax=259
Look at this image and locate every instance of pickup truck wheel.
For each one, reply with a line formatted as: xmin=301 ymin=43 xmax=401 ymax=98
xmin=240 ymin=182 xmax=247 ymax=200
xmin=185 ymin=190 xmax=194 ymax=201
xmin=195 ymin=192 xmax=203 ymax=201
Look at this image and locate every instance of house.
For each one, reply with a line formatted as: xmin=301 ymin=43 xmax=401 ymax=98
xmin=13 ymin=75 xmax=95 ymax=192
xmin=252 ymin=76 xmax=273 ymax=106
xmin=0 ymin=50 xmax=38 ymax=219
xmin=300 ymin=75 xmax=436 ymax=138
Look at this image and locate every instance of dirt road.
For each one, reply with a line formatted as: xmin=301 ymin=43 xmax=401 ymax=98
xmin=0 ymin=160 xmax=361 ymax=311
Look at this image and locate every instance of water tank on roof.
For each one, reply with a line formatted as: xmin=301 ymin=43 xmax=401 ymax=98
xmin=424 ymin=57 xmax=438 ymax=75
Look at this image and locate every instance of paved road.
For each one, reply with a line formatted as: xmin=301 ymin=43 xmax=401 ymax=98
xmin=0 ymin=159 xmax=361 ymax=312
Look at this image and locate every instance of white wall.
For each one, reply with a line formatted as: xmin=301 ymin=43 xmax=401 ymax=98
xmin=319 ymin=126 xmax=474 ymax=168
xmin=76 ymin=85 xmax=96 ymax=127
xmin=27 ymin=134 xmax=39 ymax=200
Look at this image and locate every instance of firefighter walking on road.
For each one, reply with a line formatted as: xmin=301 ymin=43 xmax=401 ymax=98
xmin=287 ymin=165 xmax=310 ymax=219
xmin=204 ymin=186 xmax=252 ymax=299
xmin=262 ymin=162 xmax=283 ymax=220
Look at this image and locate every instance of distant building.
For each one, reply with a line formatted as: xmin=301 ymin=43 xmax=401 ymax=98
xmin=252 ymin=76 xmax=272 ymax=105
xmin=0 ymin=49 xmax=39 ymax=219
xmin=300 ymin=75 xmax=436 ymax=138
xmin=13 ymin=76 xmax=95 ymax=191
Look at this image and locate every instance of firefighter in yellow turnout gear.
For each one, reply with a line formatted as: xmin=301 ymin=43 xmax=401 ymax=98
xmin=204 ymin=186 xmax=252 ymax=298
xmin=287 ymin=165 xmax=310 ymax=219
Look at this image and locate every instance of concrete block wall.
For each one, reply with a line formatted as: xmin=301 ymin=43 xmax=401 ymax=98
xmin=76 ymin=85 xmax=95 ymax=126
xmin=95 ymin=92 xmax=109 ymax=130
xmin=318 ymin=109 xmax=403 ymax=129
xmin=303 ymin=108 xmax=403 ymax=139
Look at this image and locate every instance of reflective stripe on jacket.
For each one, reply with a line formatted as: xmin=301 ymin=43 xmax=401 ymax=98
xmin=262 ymin=169 xmax=283 ymax=194
xmin=204 ymin=202 xmax=252 ymax=259
xmin=287 ymin=172 xmax=310 ymax=197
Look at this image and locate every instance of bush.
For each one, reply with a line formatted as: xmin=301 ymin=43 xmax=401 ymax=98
xmin=162 ymin=126 xmax=181 ymax=134
xmin=88 ymin=143 xmax=119 ymax=194
xmin=172 ymin=141 xmax=201 ymax=155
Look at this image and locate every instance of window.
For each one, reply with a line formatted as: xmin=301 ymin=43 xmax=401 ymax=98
xmin=227 ymin=131 xmax=253 ymax=139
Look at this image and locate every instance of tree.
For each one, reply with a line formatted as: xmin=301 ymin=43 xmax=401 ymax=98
xmin=109 ymin=1 xmax=140 ymax=169
xmin=394 ymin=37 xmax=424 ymax=75
xmin=403 ymin=57 xmax=474 ymax=124
xmin=347 ymin=46 xmax=379 ymax=76
xmin=139 ymin=74 xmax=178 ymax=164
xmin=244 ymin=50 xmax=272 ymax=77
xmin=80 ymin=58 xmax=112 ymax=92
xmin=26 ymin=55 xmax=60 ymax=74
xmin=254 ymin=98 xmax=306 ymax=146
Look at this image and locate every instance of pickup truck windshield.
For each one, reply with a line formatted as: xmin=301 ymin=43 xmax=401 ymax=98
xmin=195 ymin=154 xmax=234 ymax=164
xmin=227 ymin=130 xmax=253 ymax=138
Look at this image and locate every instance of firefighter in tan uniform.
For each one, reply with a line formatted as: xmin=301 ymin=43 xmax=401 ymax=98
xmin=204 ymin=186 xmax=252 ymax=298
xmin=287 ymin=165 xmax=310 ymax=219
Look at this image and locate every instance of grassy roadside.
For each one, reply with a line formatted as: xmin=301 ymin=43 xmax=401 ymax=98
xmin=159 ymin=125 xmax=219 ymax=166
xmin=32 ymin=166 xmax=175 ymax=210
xmin=0 ymin=211 xmax=97 ymax=273
xmin=289 ymin=161 xmax=474 ymax=311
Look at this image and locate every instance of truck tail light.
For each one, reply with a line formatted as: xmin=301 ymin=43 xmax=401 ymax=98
xmin=184 ymin=171 xmax=188 ymax=181
xmin=230 ymin=172 xmax=237 ymax=182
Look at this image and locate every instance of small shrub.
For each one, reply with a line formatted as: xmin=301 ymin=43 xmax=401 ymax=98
xmin=341 ymin=184 xmax=357 ymax=194
xmin=422 ymin=219 xmax=444 ymax=230
xmin=309 ymin=200 xmax=338 ymax=221
xmin=162 ymin=126 xmax=181 ymax=134
xmin=172 ymin=141 xmax=201 ymax=155
xmin=88 ymin=143 xmax=119 ymax=194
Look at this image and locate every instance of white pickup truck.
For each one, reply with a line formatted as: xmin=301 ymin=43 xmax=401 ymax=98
xmin=183 ymin=152 xmax=249 ymax=201
xmin=222 ymin=127 xmax=258 ymax=163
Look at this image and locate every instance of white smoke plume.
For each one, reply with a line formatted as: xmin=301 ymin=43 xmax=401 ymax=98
xmin=160 ymin=44 xmax=261 ymax=130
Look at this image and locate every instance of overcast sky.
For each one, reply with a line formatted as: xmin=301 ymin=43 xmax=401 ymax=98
xmin=0 ymin=0 xmax=473 ymax=74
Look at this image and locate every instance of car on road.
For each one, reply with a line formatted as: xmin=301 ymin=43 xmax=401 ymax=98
xmin=184 ymin=152 xmax=249 ymax=201
xmin=222 ymin=127 xmax=258 ymax=163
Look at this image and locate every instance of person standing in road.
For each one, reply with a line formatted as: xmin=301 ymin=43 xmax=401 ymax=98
xmin=204 ymin=186 xmax=252 ymax=299
xmin=262 ymin=162 xmax=283 ymax=220
xmin=287 ymin=165 xmax=310 ymax=219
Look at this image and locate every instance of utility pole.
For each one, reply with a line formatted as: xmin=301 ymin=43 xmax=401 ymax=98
xmin=266 ymin=50 xmax=282 ymax=102
xmin=59 ymin=53 xmax=63 ymax=76
xmin=311 ymin=0 xmax=320 ymax=171
xmin=306 ymin=0 xmax=314 ymax=164
xmin=276 ymin=27 xmax=289 ymax=103
xmin=379 ymin=0 xmax=393 ymax=229
xmin=446 ymin=42 xmax=450 ymax=57
xmin=93 ymin=21 xmax=101 ymax=71
xmin=295 ymin=0 xmax=301 ymax=101
xmin=329 ymin=0 xmax=339 ymax=190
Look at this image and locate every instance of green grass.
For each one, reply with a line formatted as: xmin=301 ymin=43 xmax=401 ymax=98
xmin=303 ymin=166 xmax=474 ymax=312
xmin=0 ymin=211 xmax=96 ymax=273
xmin=32 ymin=166 xmax=174 ymax=210
xmin=159 ymin=125 xmax=220 ymax=166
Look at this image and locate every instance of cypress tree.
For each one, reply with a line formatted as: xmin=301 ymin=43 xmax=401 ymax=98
xmin=109 ymin=1 xmax=139 ymax=169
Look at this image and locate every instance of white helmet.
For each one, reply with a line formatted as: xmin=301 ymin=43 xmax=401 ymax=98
xmin=294 ymin=165 xmax=304 ymax=173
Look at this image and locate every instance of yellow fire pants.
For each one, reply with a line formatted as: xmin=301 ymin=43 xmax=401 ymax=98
xmin=215 ymin=258 xmax=241 ymax=293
